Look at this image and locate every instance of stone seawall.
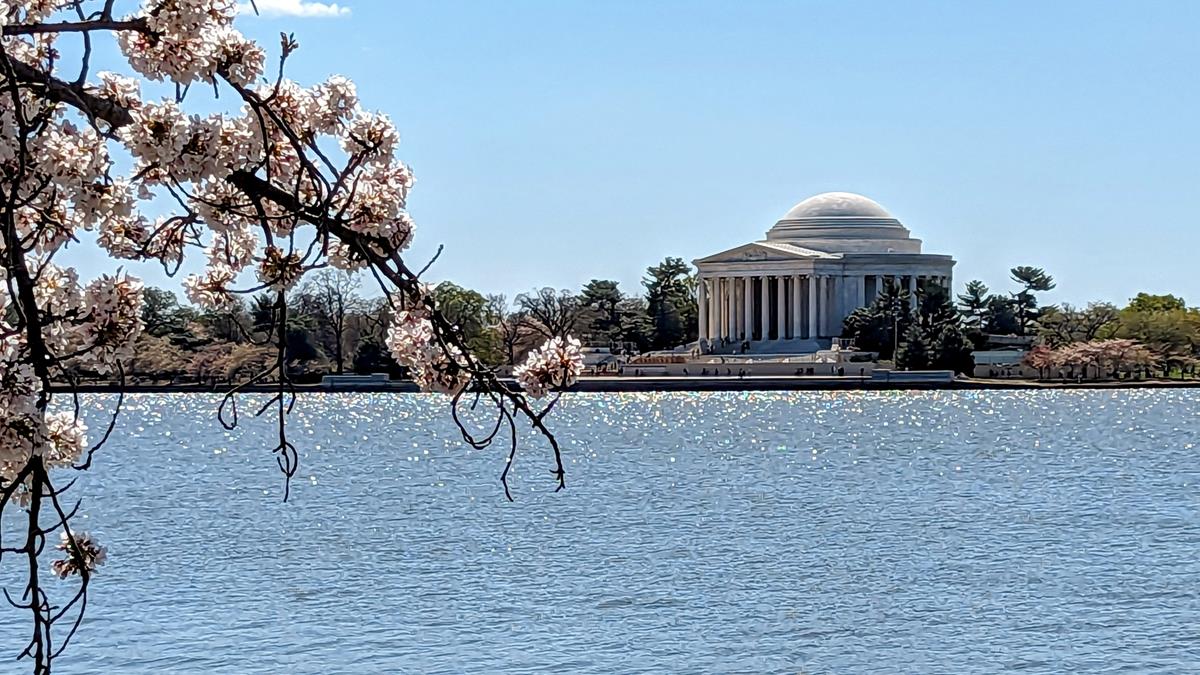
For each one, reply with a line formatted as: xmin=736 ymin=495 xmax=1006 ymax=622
xmin=52 ymin=376 xmax=1200 ymax=395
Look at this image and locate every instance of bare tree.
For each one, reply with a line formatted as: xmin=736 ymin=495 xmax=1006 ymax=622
xmin=294 ymin=270 xmax=363 ymax=374
xmin=1039 ymin=302 xmax=1120 ymax=346
xmin=357 ymin=295 xmax=393 ymax=344
xmin=488 ymin=293 xmax=534 ymax=365
xmin=516 ymin=287 xmax=584 ymax=340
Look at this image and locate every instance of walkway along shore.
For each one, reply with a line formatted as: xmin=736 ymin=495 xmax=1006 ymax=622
xmin=51 ymin=376 xmax=1200 ymax=395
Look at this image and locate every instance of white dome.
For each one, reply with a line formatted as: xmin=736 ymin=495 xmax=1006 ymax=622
xmin=766 ymin=191 xmax=920 ymax=253
xmin=782 ymin=192 xmax=892 ymax=220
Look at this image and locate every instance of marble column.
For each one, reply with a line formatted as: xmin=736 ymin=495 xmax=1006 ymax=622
xmin=807 ymin=275 xmax=817 ymax=339
xmin=731 ymin=277 xmax=740 ymax=340
xmin=757 ymin=276 xmax=768 ymax=340
xmin=711 ymin=278 xmax=720 ymax=340
xmin=791 ymin=274 xmax=802 ymax=339
xmin=907 ymin=274 xmax=918 ymax=309
xmin=729 ymin=277 xmax=737 ymax=339
xmin=827 ymin=275 xmax=836 ymax=337
xmin=711 ymin=278 xmax=719 ymax=340
xmin=697 ymin=278 xmax=708 ymax=342
xmin=720 ymin=275 xmax=729 ymax=336
xmin=775 ymin=276 xmax=786 ymax=340
xmin=735 ymin=277 xmax=744 ymax=341
xmin=703 ymin=279 xmax=712 ymax=339
xmin=856 ymin=275 xmax=866 ymax=309
xmin=740 ymin=276 xmax=751 ymax=342
xmin=712 ymin=278 xmax=721 ymax=338
xmin=820 ymin=273 xmax=830 ymax=336
xmin=816 ymin=273 xmax=825 ymax=336
xmin=705 ymin=275 xmax=715 ymax=336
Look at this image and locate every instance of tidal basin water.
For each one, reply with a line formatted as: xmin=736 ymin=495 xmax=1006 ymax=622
xmin=3 ymin=390 xmax=1200 ymax=673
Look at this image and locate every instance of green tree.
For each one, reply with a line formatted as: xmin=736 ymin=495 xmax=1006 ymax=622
xmin=841 ymin=279 xmax=912 ymax=360
xmin=1009 ymin=266 xmax=1055 ymax=336
xmin=956 ymin=280 xmax=989 ymax=328
xmin=579 ymin=279 xmax=625 ymax=345
xmin=1127 ymin=293 xmax=1186 ymax=313
xmin=982 ymin=295 xmax=1021 ymax=335
xmin=929 ymin=323 xmax=976 ymax=373
xmin=353 ymin=338 xmax=402 ymax=376
xmin=643 ymin=257 xmax=698 ymax=349
xmin=616 ymin=296 xmax=654 ymax=354
xmin=1114 ymin=302 xmax=1200 ymax=377
xmin=285 ymin=325 xmax=324 ymax=372
xmin=434 ymin=282 xmax=504 ymax=365
xmin=434 ymin=282 xmax=487 ymax=335
xmin=250 ymin=293 xmax=276 ymax=334
xmin=845 ymin=284 xmax=973 ymax=372
xmin=895 ymin=323 xmax=931 ymax=370
xmin=913 ymin=287 xmax=974 ymax=372
xmin=140 ymin=287 xmax=187 ymax=337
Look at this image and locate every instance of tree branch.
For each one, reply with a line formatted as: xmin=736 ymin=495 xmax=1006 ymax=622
xmin=1 ymin=18 xmax=147 ymax=37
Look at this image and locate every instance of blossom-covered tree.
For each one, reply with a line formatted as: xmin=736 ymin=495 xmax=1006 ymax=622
xmin=1023 ymin=339 xmax=1156 ymax=381
xmin=0 ymin=2 xmax=582 ymax=670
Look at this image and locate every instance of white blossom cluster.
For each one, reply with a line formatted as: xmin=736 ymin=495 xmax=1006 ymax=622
xmin=0 ymin=265 xmax=141 ymax=491
xmin=117 ymin=0 xmax=265 ymax=86
xmin=385 ymin=307 xmax=470 ymax=395
xmin=514 ymin=336 xmax=585 ymax=398
xmin=1 ymin=0 xmax=460 ymax=604
xmin=0 ymin=1 xmax=61 ymax=26
xmin=50 ymin=530 xmax=107 ymax=579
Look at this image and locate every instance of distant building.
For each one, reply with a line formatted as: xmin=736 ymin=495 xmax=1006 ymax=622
xmin=694 ymin=191 xmax=956 ymax=353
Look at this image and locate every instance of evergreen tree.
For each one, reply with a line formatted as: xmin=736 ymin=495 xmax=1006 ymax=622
xmin=140 ymin=287 xmax=186 ymax=337
xmin=579 ymin=279 xmax=625 ymax=345
xmin=982 ymin=295 xmax=1021 ymax=335
xmin=643 ymin=257 xmax=697 ymax=349
xmin=1010 ymin=266 xmax=1055 ymax=336
xmin=956 ymin=280 xmax=989 ymax=328
xmin=896 ymin=323 xmax=931 ymax=370
xmin=844 ymin=284 xmax=974 ymax=373
xmin=841 ymin=279 xmax=912 ymax=360
xmin=930 ymin=323 xmax=975 ymax=373
xmin=616 ymin=297 xmax=655 ymax=353
xmin=250 ymin=293 xmax=276 ymax=334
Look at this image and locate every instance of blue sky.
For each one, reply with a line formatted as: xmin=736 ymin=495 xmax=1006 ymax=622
xmin=65 ymin=0 xmax=1200 ymax=306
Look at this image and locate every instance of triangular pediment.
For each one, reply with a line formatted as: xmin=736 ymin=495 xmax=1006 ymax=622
xmin=694 ymin=241 xmax=834 ymax=265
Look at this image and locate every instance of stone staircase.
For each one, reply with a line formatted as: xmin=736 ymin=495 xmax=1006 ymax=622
xmin=704 ymin=338 xmax=829 ymax=356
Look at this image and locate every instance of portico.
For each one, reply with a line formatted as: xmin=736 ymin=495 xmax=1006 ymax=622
xmin=694 ymin=192 xmax=955 ymax=352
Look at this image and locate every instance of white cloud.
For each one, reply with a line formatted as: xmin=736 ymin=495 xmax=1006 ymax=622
xmin=238 ymin=0 xmax=351 ymax=18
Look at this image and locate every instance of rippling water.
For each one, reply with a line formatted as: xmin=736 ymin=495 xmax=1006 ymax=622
xmin=3 ymin=391 xmax=1200 ymax=673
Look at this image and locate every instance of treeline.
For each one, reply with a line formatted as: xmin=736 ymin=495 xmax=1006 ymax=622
xmin=125 ymin=257 xmax=701 ymax=383
xmin=840 ymin=264 xmax=1200 ymax=377
xmin=820 ymin=267 xmax=1058 ymax=373
xmin=125 ymin=257 xmax=1200 ymax=384
xmin=1026 ymin=291 xmax=1200 ymax=378
xmin=957 ymin=267 xmax=1199 ymax=377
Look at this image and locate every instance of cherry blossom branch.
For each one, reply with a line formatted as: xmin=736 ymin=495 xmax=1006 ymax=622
xmin=1 ymin=4 xmax=584 ymax=671
xmin=1 ymin=18 xmax=147 ymax=37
